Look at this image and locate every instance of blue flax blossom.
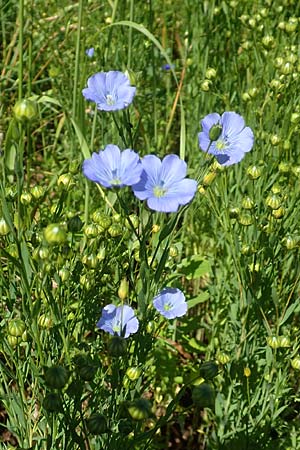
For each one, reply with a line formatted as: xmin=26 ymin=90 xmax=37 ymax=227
xmin=82 ymin=71 xmax=136 ymax=111
xmin=97 ymin=304 xmax=139 ymax=338
xmin=85 ymin=47 xmax=95 ymax=58
xmin=83 ymin=144 xmax=142 ymax=188
xmin=198 ymin=111 xmax=254 ymax=166
xmin=153 ymin=288 xmax=188 ymax=319
xmin=132 ymin=154 xmax=197 ymax=213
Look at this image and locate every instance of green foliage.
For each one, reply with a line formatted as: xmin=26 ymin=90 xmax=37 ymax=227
xmin=1 ymin=0 xmax=300 ymax=449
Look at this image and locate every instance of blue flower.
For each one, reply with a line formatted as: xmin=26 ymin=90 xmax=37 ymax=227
xmin=85 ymin=47 xmax=95 ymax=58
xmin=97 ymin=304 xmax=139 ymax=338
xmin=132 ymin=154 xmax=197 ymax=213
xmin=153 ymin=288 xmax=188 ymax=319
xmin=83 ymin=144 xmax=142 ymax=188
xmin=82 ymin=71 xmax=136 ymax=111
xmin=162 ymin=63 xmax=175 ymax=71
xmin=198 ymin=112 xmax=254 ymax=166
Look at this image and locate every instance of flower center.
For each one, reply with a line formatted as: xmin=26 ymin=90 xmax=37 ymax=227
xmin=113 ymin=320 xmax=121 ymax=334
xmin=106 ymin=94 xmax=115 ymax=106
xmin=110 ymin=168 xmax=121 ymax=186
xmin=163 ymin=302 xmax=173 ymax=311
xmin=215 ymin=139 xmax=228 ymax=151
xmin=153 ymin=181 xmax=167 ymax=198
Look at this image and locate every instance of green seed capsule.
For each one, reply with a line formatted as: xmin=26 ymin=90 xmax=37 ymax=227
xmin=247 ymin=165 xmax=261 ymax=179
xmin=31 ymin=185 xmax=44 ymax=200
xmin=118 ymin=419 xmax=134 ymax=435
xmin=291 ymin=357 xmax=300 ymax=370
xmin=192 ymin=383 xmax=215 ymax=408
xmin=238 ymin=213 xmax=253 ymax=226
xmin=126 ymin=367 xmax=142 ymax=381
xmin=20 ymin=192 xmax=32 ymax=205
xmin=199 ymin=361 xmax=218 ymax=380
xmin=44 ymin=365 xmax=69 ymax=389
xmin=87 ymin=413 xmax=108 ymax=435
xmin=82 ymin=254 xmax=98 ymax=269
xmin=128 ymin=399 xmax=152 ymax=420
xmin=0 ymin=218 xmax=10 ymax=236
xmin=283 ymin=235 xmax=299 ymax=250
xmin=38 ymin=314 xmax=53 ymax=329
xmin=44 ymin=224 xmax=67 ymax=245
xmin=43 ymin=393 xmax=63 ymax=413
xmin=216 ymin=351 xmax=230 ymax=365
xmin=242 ymin=196 xmax=254 ymax=210
xmin=7 ymin=335 xmax=19 ymax=347
xmin=57 ymin=174 xmax=73 ymax=188
xmin=108 ymin=336 xmax=127 ymax=357
xmin=8 ymin=319 xmax=26 ymax=337
xmin=118 ymin=278 xmax=129 ymax=301
xmin=200 ymin=80 xmax=211 ymax=92
xmin=205 ymin=67 xmax=217 ymax=79
xmin=272 ymin=207 xmax=285 ymax=219
xmin=67 ymin=216 xmax=83 ymax=233
xmin=108 ymin=223 xmax=123 ymax=238
xmin=267 ymin=336 xmax=280 ymax=349
xmin=92 ymin=211 xmax=112 ymax=229
xmin=209 ymin=124 xmax=222 ymax=141
xmin=278 ymin=336 xmax=290 ymax=348
xmin=13 ymin=98 xmax=38 ymax=123
xmin=265 ymin=194 xmax=281 ymax=210
xmin=84 ymin=224 xmax=102 ymax=238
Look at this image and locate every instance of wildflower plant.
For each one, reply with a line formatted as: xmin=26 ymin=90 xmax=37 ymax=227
xmin=1 ymin=3 xmax=300 ymax=450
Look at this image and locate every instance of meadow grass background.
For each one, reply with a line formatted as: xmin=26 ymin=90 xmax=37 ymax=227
xmin=0 ymin=0 xmax=300 ymax=449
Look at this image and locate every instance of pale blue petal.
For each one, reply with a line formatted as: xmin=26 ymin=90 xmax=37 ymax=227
xmin=160 ymin=155 xmax=187 ymax=185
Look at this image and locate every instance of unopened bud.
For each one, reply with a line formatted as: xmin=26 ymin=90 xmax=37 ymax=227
xmin=192 ymin=383 xmax=215 ymax=408
xmin=13 ymin=98 xmax=38 ymax=123
xmin=0 ymin=218 xmax=10 ymax=236
xmin=118 ymin=278 xmax=129 ymax=300
xmin=44 ymin=224 xmax=67 ymax=245
xmin=247 ymin=165 xmax=261 ymax=179
xmin=209 ymin=124 xmax=222 ymax=141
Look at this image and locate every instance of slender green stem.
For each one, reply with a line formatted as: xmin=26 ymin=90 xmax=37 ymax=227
xmin=18 ymin=0 xmax=24 ymax=100
xmin=72 ymin=0 xmax=84 ymax=119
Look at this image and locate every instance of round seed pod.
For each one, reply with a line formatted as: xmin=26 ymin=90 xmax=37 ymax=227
xmin=128 ymin=399 xmax=152 ymax=420
xmin=107 ymin=336 xmax=127 ymax=357
xmin=13 ymin=98 xmax=38 ymax=123
xmin=238 ymin=212 xmax=253 ymax=226
xmin=44 ymin=365 xmax=69 ymax=389
xmin=86 ymin=413 xmax=108 ymax=435
xmin=266 ymin=336 xmax=280 ymax=349
xmin=83 ymin=224 xmax=102 ymax=238
xmin=31 ymin=185 xmax=45 ymax=200
xmin=0 ymin=218 xmax=10 ymax=236
xmin=205 ymin=67 xmax=217 ymax=79
xmin=126 ymin=367 xmax=142 ymax=381
xmin=118 ymin=419 xmax=134 ymax=435
xmin=283 ymin=235 xmax=299 ymax=250
xmin=67 ymin=216 xmax=83 ymax=233
xmin=20 ymin=192 xmax=32 ymax=205
xmin=38 ymin=314 xmax=53 ymax=330
xmin=44 ymin=224 xmax=67 ymax=245
xmin=272 ymin=207 xmax=285 ymax=219
xmin=43 ymin=393 xmax=63 ymax=413
xmin=278 ymin=336 xmax=290 ymax=348
xmin=291 ymin=357 xmax=300 ymax=370
xmin=247 ymin=165 xmax=261 ymax=179
xmin=8 ymin=319 xmax=26 ymax=337
xmin=199 ymin=361 xmax=218 ymax=380
xmin=192 ymin=383 xmax=215 ymax=408
xmin=92 ymin=211 xmax=112 ymax=229
xmin=242 ymin=196 xmax=254 ymax=210
xmin=265 ymin=194 xmax=281 ymax=210
xmin=216 ymin=352 xmax=230 ymax=364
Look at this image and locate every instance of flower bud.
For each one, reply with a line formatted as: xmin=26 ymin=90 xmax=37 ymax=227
xmin=124 ymin=68 xmax=138 ymax=86
xmin=244 ymin=367 xmax=251 ymax=377
xmin=192 ymin=383 xmax=215 ymax=408
xmin=292 ymin=165 xmax=300 ymax=177
xmin=44 ymin=224 xmax=67 ymax=245
xmin=291 ymin=357 xmax=300 ymax=370
xmin=280 ymin=62 xmax=292 ymax=75
xmin=199 ymin=361 xmax=218 ymax=380
xmin=13 ymin=99 xmax=38 ymax=123
xmin=43 ymin=393 xmax=63 ymax=413
xmin=241 ymin=244 xmax=254 ymax=256
xmin=278 ymin=162 xmax=290 ymax=173
xmin=118 ymin=278 xmax=129 ymax=300
xmin=8 ymin=319 xmax=26 ymax=337
xmin=247 ymin=165 xmax=261 ymax=179
xmin=0 ymin=218 xmax=10 ymax=236
xmin=128 ymin=399 xmax=152 ymax=420
xmin=44 ymin=365 xmax=69 ymax=389
xmin=152 ymin=224 xmax=160 ymax=233
xmin=108 ymin=336 xmax=127 ymax=357
xmin=7 ymin=335 xmax=19 ymax=347
xmin=209 ymin=124 xmax=222 ymax=141
xmin=58 ymin=267 xmax=70 ymax=282
xmin=203 ymin=171 xmax=217 ymax=186
xmin=242 ymin=92 xmax=251 ymax=102
xmin=229 ymin=207 xmax=240 ymax=219
xmin=249 ymin=87 xmax=258 ymax=98
xmin=97 ymin=246 xmax=106 ymax=261
xmin=274 ymin=57 xmax=284 ymax=68
xmin=125 ymin=214 xmax=139 ymax=230
xmin=169 ymin=246 xmax=178 ymax=258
